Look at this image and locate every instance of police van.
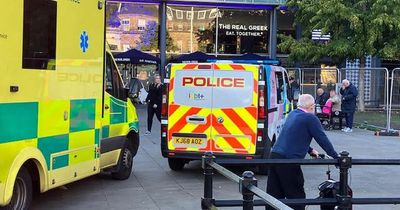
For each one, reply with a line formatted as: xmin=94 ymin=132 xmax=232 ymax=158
xmin=160 ymin=62 xmax=292 ymax=173
xmin=0 ymin=1 xmax=139 ymax=209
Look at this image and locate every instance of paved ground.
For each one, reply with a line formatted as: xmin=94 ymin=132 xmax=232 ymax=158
xmin=32 ymin=105 xmax=400 ymax=210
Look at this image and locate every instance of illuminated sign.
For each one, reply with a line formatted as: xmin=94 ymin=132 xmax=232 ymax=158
xmin=219 ymin=23 xmax=269 ymax=37
xmin=182 ymin=77 xmax=246 ymax=88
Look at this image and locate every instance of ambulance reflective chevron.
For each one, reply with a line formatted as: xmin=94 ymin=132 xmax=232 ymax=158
xmin=0 ymin=1 xmax=139 ymax=209
xmin=161 ymin=62 xmax=292 ymax=173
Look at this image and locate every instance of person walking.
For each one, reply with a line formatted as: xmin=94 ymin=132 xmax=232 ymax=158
xmin=266 ymin=94 xmax=339 ymax=210
xmin=340 ymin=79 xmax=358 ymax=133
xmin=145 ymin=75 xmax=162 ymax=135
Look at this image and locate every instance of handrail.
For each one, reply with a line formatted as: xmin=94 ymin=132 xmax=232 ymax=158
xmin=201 ymin=151 xmax=400 ymax=210
xmin=215 ymin=158 xmax=400 ymax=165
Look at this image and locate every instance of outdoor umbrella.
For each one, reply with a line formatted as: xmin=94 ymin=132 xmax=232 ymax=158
xmin=175 ymin=51 xmax=216 ymax=63
xmin=114 ymin=49 xmax=160 ymax=65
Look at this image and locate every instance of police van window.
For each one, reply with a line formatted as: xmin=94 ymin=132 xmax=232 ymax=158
xmin=275 ymin=72 xmax=284 ymax=104
xmin=22 ymin=0 xmax=57 ymax=70
xmin=105 ymin=53 xmax=125 ymax=100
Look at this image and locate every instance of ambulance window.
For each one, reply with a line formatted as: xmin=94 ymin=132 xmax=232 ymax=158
xmin=105 ymin=53 xmax=125 ymax=100
xmin=275 ymin=72 xmax=284 ymax=104
xmin=22 ymin=0 xmax=57 ymax=70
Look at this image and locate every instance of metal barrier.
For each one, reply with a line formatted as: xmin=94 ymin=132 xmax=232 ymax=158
xmin=340 ymin=68 xmax=390 ymax=130
xmin=298 ymin=68 xmax=340 ymax=97
xmin=201 ymin=152 xmax=400 ymax=210
xmin=389 ymin=68 xmax=400 ymax=131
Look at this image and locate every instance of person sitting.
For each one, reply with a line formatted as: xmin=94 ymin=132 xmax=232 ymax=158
xmin=316 ymin=88 xmax=329 ymax=107
xmin=319 ymin=90 xmax=343 ymax=129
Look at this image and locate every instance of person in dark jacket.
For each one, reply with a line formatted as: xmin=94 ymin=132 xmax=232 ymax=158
xmin=288 ymin=76 xmax=300 ymax=102
xmin=340 ymin=79 xmax=358 ymax=132
xmin=316 ymin=88 xmax=329 ymax=107
xmin=266 ymin=94 xmax=339 ymax=210
xmin=145 ymin=75 xmax=162 ymax=135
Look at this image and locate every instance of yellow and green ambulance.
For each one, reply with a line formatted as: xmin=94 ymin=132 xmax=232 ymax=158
xmin=0 ymin=0 xmax=140 ymax=209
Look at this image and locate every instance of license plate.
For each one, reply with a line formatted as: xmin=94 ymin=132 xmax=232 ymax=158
xmin=173 ymin=137 xmax=204 ymax=145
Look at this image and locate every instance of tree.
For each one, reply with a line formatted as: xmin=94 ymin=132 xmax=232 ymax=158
xmin=279 ymin=0 xmax=400 ymax=111
xmin=136 ymin=21 xmax=178 ymax=52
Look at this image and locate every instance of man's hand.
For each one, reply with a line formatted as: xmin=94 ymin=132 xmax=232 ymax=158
xmin=153 ymin=104 xmax=158 ymax=109
xmin=310 ymin=149 xmax=319 ymax=158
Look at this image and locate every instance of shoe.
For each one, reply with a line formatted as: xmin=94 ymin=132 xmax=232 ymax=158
xmin=345 ymin=129 xmax=353 ymax=133
xmin=341 ymin=127 xmax=349 ymax=132
xmin=145 ymin=131 xmax=151 ymax=135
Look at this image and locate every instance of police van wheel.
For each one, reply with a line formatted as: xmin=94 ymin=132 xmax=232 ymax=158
xmin=112 ymin=142 xmax=134 ymax=180
xmin=1 ymin=167 xmax=32 ymax=210
xmin=168 ymin=158 xmax=185 ymax=171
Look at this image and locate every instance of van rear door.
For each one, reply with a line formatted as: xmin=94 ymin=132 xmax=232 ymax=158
xmin=167 ymin=64 xmax=213 ymax=153
xmin=211 ymin=64 xmax=259 ymax=155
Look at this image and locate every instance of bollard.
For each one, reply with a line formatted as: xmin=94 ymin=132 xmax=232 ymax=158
xmin=201 ymin=152 xmax=215 ymax=210
xmin=337 ymin=151 xmax=352 ymax=210
xmin=239 ymin=171 xmax=257 ymax=210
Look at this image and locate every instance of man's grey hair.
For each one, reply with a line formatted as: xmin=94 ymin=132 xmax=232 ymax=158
xmin=297 ymin=94 xmax=315 ymax=108
xmin=342 ymin=79 xmax=350 ymax=84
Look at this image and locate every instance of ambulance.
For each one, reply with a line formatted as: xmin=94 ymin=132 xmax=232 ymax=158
xmin=0 ymin=1 xmax=139 ymax=209
xmin=160 ymin=62 xmax=292 ymax=173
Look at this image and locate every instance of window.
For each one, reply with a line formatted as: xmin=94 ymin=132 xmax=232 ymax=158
xmin=23 ymin=0 xmax=57 ymax=70
xmin=122 ymin=19 xmax=130 ymax=32
xmin=198 ymin=10 xmax=206 ymax=20
xmin=137 ymin=19 xmax=146 ymax=31
xmin=186 ymin=11 xmax=193 ymax=20
xmin=275 ymin=72 xmax=284 ymax=104
xmin=177 ymin=24 xmax=183 ymax=31
xmin=176 ymin=10 xmax=183 ymax=19
xmin=168 ymin=23 xmax=174 ymax=31
xmin=106 ymin=53 xmax=126 ymax=101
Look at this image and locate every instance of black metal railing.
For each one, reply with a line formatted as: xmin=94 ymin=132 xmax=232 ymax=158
xmin=201 ymin=151 xmax=400 ymax=210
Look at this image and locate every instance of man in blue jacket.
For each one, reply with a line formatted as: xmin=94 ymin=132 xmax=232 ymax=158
xmin=340 ymin=79 xmax=358 ymax=133
xmin=266 ymin=94 xmax=339 ymax=210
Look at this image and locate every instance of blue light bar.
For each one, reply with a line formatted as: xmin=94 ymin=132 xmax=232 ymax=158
xmin=208 ymin=59 xmax=281 ymax=65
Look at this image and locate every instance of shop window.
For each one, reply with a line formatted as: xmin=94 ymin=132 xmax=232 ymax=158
xmin=138 ymin=19 xmax=146 ymax=31
xmin=22 ymin=0 xmax=57 ymax=70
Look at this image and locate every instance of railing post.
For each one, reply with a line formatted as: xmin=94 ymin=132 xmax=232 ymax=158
xmin=240 ymin=171 xmax=257 ymax=210
xmin=337 ymin=151 xmax=352 ymax=210
xmin=202 ymin=152 xmax=215 ymax=210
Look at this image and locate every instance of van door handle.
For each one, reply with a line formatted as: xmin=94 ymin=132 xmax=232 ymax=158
xmin=186 ymin=115 xmax=206 ymax=124
xmin=104 ymin=105 xmax=110 ymax=110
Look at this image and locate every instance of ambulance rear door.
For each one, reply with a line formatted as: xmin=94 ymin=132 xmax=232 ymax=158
xmin=211 ymin=64 xmax=259 ymax=155
xmin=167 ymin=64 xmax=213 ymax=153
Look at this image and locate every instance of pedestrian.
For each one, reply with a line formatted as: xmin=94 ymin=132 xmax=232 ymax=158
xmin=340 ymin=79 xmax=358 ymax=133
xmin=266 ymin=94 xmax=339 ymax=210
xmin=145 ymin=74 xmax=162 ymax=135
xmin=288 ymin=76 xmax=300 ymax=101
xmin=316 ymin=88 xmax=329 ymax=107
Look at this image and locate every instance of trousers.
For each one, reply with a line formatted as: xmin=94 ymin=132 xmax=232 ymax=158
xmin=147 ymin=104 xmax=161 ymax=132
xmin=344 ymin=112 xmax=355 ymax=129
xmin=266 ymin=152 xmax=306 ymax=210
